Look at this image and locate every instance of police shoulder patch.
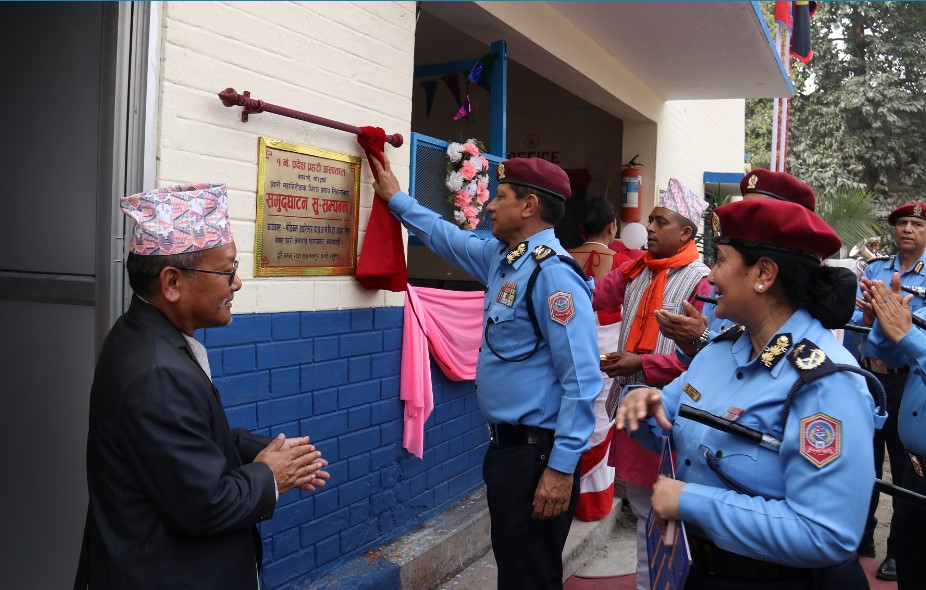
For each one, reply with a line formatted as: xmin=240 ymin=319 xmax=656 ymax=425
xmin=548 ymin=291 xmax=575 ymax=325
xmin=800 ymin=413 xmax=841 ymax=468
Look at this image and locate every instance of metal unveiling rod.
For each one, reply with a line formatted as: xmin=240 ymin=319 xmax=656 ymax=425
xmin=218 ymin=88 xmax=404 ymax=148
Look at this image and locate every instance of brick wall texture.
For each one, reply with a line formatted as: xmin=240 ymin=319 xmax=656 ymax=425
xmin=201 ymin=307 xmax=485 ymax=589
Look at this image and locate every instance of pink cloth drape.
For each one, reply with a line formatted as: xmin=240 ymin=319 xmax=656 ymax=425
xmin=401 ymin=285 xmax=483 ymax=457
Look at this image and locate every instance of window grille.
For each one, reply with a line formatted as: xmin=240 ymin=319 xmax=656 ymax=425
xmin=409 ymin=132 xmax=503 ymax=238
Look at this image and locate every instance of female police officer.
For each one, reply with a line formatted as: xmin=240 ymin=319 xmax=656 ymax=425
xmin=617 ymin=198 xmax=884 ymax=589
xmin=864 ymin=276 xmax=926 ymax=588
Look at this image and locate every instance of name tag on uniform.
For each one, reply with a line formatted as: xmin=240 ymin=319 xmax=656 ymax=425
xmin=683 ymin=383 xmax=701 ymax=402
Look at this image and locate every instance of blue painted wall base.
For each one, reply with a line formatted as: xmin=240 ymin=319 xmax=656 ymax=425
xmin=199 ymin=307 xmax=486 ymax=589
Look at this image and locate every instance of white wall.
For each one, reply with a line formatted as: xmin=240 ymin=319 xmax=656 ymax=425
xmin=154 ymin=1 xmax=747 ymax=314
xmin=157 ymin=1 xmax=415 ymax=314
xmin=655 ymin=99 xmax=746 ymax=197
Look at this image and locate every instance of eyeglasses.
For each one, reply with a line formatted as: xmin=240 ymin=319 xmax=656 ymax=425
xmin=173 ymin=260 xmax=239 ymax=286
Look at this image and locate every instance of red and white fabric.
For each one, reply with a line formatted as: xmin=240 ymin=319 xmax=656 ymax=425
xmin=574 ymin=317 xmax=621 ymax=521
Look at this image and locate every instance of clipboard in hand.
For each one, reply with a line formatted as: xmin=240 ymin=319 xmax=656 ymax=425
xmin=645 ymin=436 xmax=691 ymax=589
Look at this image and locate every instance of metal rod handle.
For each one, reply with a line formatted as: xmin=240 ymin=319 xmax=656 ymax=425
xmin=218 ymin=88 xmax=404 ymax=148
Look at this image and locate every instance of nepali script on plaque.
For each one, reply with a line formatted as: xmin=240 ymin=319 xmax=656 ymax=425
xmin=255 ymin=137 xmax=361 ymax=276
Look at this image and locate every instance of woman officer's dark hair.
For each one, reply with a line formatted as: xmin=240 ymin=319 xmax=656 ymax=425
xmin=734 ymin=245 xmax=857 ymax=329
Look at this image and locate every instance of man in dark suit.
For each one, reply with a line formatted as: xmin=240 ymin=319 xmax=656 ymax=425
xmin=81 ymin=183 xmax=329 ymax=589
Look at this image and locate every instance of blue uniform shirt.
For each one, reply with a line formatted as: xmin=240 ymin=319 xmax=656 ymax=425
xmin=634 ymin=309 xmax=879 ymax=567
xmin=867 ymin=307 xmax=926 ymax=456
xmin=847 ymin=253 xmax=926 ymax=361
xmin=388 ymin=191 xmax=603 ymax=474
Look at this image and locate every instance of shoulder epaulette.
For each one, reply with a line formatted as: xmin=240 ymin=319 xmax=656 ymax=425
xmin=787 ymin=338 xmax=839 ymax=383
xmin=871 ymin=253 xmax=891 ymax=262
xmin=714 ymin=325 xmax=745 ymax=342
xmin=532 ymin=245 xmax=556 ymax=262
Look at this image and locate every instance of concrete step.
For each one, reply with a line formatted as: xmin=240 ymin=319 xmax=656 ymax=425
xmin=437 ymin=496 xmax=632 ymax=589
xmin=305 ymin=486 xmax=635 ymax=589
xmin=303 ymin=488 xmax=491 ymax=590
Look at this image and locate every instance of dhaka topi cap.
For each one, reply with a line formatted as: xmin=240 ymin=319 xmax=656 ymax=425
xmin=710 ymin=199 xmax=840 ymax=260
xmin=496 ymin=158 xmax=571 ymax=201
xmin=657 ymin=178 xmax=708 ymax=226
xmin=740 ymin=169 xmax=816 ymax=212
xmin=888 ymin=202 xmax=926 ymax=225
xmin=121 ymin=183 xmax=233 ymax=256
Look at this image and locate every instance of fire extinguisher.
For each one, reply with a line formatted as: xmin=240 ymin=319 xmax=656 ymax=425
xmin=620 ymin=155 xmax=643 ymax=223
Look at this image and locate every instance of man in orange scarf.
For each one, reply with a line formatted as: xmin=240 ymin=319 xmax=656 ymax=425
xmin=593 ymin=178 xmax=712 ymax=590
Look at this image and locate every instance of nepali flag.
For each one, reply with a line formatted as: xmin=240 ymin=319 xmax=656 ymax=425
xmin=775 ymin=1 xmax=817 ymax=64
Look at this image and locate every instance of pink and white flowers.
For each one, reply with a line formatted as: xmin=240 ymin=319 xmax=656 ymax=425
xmin=446 ymin=138 xmax=490 ymax=230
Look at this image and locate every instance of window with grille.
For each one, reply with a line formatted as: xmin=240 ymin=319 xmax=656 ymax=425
xmin=409 ymin=132 xmax=503 ymax=237
xmin=406 ymin=133 xmax=503 ymax=289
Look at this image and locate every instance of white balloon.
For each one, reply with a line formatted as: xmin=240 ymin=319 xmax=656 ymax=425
xmin=620 ymin=222 xmax=647 ymax=250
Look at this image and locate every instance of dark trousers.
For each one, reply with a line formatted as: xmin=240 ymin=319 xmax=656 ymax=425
xmin=861 ymin=371 xmax=911 ymax=556
xmin=893 ymin=468 xmax=926 ymax=589
xmin=483 ymin=434 xmax=579 ymax=590
xmin=684 ymin=552 xmax=865 ymax=590
xmin=685 ymin=567 xmax=813 ymax=590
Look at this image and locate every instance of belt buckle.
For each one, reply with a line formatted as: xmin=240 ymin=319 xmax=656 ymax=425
xmin=870 ymin=358 xmax=888 ymax=374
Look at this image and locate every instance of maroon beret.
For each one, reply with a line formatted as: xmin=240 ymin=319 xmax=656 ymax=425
xmin=740 ymin=169 xmax=816 ymax=212
xmin=710 ymin=199 xmax=841 ymax=260
xmin=497 ymin=158 xmax=571 ymax=201
xmin=888 ymin=202 xmax=926 ymax=225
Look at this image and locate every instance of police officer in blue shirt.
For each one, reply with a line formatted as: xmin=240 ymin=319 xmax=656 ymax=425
xmin=656 ymin=169 xmax=818 ymax=364
xmin=618 ymin=199 xmax=882 ymax=589
xmin=371 ymin=154 xmax=602 ymax=590
xmin=863 ymin=277 xmax=926 ymax=589
xmin=846 ymin=202 xmax=926 ymax=578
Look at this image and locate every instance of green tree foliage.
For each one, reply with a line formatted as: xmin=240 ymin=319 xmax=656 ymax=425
xmin=815 ymin=187 xmax=884 ymax=251
xmin=787 ymin=2 xmax=926 ymax=204
xmin=745 ymin=98 xmax=772 ymax=169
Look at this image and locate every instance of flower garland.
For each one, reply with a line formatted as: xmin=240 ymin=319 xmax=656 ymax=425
xmin=446 ymin=138 xmax=490 ymax=230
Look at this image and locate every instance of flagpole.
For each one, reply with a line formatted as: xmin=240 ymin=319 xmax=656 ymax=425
xmin=779 ymin=28 xmax=791 ymax=172
xmin=771 ymin=23 xmax=782 ymax=171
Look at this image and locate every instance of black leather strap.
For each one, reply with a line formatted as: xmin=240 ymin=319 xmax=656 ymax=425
xmin=487 ymin=423 xmax=554 ymax=446
xmin=688 ymin=535 xmax=809 ymax=580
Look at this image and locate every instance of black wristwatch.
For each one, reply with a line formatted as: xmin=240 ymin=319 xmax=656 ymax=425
xmin=691 ymin=327 xmax=711 ymax=353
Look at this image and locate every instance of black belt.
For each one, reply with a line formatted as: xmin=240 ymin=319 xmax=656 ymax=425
xmin=688 ymin=535 xmax=810 ymax=580
xmin=860 ymin=357 xmax=910 ymax=374
xmin=487 ymin=423 xmax=553 ymax=445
